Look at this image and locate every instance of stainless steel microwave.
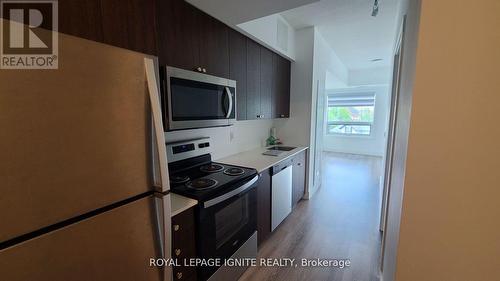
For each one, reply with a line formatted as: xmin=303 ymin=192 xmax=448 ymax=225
xmin=162 ymin=66 xmax=236 ymax=131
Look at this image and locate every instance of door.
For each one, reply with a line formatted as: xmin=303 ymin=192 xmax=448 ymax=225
xmin=292 ymin=151 xmax=306 ymax=206
xmin=0 ymin=194 xmax=171 ymax=281
xmin=271 ymin=166 xmax=293 ymax=231
xmin=273 ymin=54 xmax=291 ymax=118
xmin=158 ymin=0 xmax=201 ymax=68
xmin=0 ymin=37 xmax=160 ymax=242
xmin=100 ymin=0 xmax=158 ymax=55
xmin=312 ymin=79 xmax=325 ymax=188
xmin=380 ymin=16 xmax=406 ymax=269
xmin=260 ymin=47 xmax=274 ymax=119
xmin=229 ymin=29 xmax=248 ymax=120
xmin=197 ymin=187 xmax=257 ymax=280
xmin=58 ymin=0 xmax=103 ymax=42
xmin=199 ymin=13 xmax=230 ymax=78
xmin=246 ymin=39 xmax=261 ymax=120
xmin=256 ymin=170 xmax=271 ymax=245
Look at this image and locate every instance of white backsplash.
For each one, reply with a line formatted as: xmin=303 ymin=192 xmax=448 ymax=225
xmin=164 ymin=119 xmax=274 ymax=160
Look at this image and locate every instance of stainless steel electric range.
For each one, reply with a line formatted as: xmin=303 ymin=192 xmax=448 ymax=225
xmin=166 ymin=138 xmax=258 ymax=281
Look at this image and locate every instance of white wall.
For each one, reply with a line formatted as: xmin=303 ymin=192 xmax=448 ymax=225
xmin=349 ymin=66 xmax=392 ymax=86
xmin=164 ymin=119 xmax=274 ymax=161
xmin=238 ymin=14 xmax=296 ymax=60
xmin=323 ymin=85 xmax=390 ymax=157
xmin=274 ymin=27 xmax=315 ymax=195
xmin=308 ymin=28 xmax=350 ymax=195
xmin=275 ymin=27 xmax=352 ymax=198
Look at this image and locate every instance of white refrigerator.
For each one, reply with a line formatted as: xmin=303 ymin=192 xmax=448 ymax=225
xmin=0 ymin=31 xmax=172 ymax=281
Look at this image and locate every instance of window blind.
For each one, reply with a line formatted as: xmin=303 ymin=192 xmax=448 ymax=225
xmin=327 ymin=93 xmax=376 ymax=107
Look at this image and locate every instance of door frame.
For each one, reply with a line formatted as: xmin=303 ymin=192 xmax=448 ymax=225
xmin=379 ymin=15 xmax=407 ymax=270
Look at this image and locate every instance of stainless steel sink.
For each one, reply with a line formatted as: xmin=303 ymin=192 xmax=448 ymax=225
xmin=267 ymin=146 xmax=296 ymax=151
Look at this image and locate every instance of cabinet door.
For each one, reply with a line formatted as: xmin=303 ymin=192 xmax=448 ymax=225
xmin=246 ymin=39 xmax=261 ymax=120
xmin=292 ymin=151 xmax=306 ymax=207
xmin=199 ymin=13 xmax=229 ymax=78
xmin=229 ymin=30 xmax=247 ymax=120
xmin=172 ymin=208 xmax=197 ymax=281
xmin=58 ymin=0 xmax=103 ymax=42
xmin=260 ymin=47 xmax=273 ymax=119
xmin=158 ymin=0 xmax=201 ymax=68
xmin=100 ymin=0 xmax=158 ymax=55
xmin=257 ymin=170 xmax=271 ymax=246
xmin=274 ymin=54 xmax=291 ymax=118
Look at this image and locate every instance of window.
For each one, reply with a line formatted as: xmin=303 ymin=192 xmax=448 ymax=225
xmin=326 ymin=93 xmax=375 ymax=136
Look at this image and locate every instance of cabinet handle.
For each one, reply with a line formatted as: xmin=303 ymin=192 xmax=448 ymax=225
xmin=196 ymin=67 xmax=202 ymax=72
xmin=173 ymin=224 xmax=180 ymax=231
xmin=202 ymin=68 xmax=207 ymax=73
xmin=175 ymin=249 xmax=181 ymax=256
xmin=176 ymin=272 xmax=183 ymax=279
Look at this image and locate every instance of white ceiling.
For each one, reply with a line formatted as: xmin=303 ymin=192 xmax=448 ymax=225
xmin=186 ymin=0 xmax=319 ymax=25
xmin=281 ymin=0 xmax=400 ymax=70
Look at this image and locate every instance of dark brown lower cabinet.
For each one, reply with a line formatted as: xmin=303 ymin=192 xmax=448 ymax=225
xmin=256 ymin=169 xmax=271 ymax=246
xmin=172 ymin=207 xmax=197 ymax=281
xmin=292 ymin=151 xmax=306 ymax=207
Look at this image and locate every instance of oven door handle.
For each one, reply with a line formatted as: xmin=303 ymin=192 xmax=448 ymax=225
xmin=203 ymin=175 xmax=258 ymax=208
xmin=224 ymin=87 xmax=233 ymax=118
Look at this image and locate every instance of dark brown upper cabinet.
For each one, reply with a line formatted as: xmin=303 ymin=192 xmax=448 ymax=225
xmin=58 ymin=0 xmax=103 ymax=43
xmin=229 ymin=29 xmax=248 ymax=120
xmin=57 ymin=0 xmax=291 ymax=120
xmin=100 ymin=0 xmax=158 ymax=55
xmin=246 ymin=39 xmax=261 ymax=120
xmin=158 ymin=0 xmax=229 ymax=77
xmin=158 ymin=0 xmax=201 ymax=68
xmin=198 ymin=13 xmax=230 ymax=78
xmin=273 ymin=53 xmax=291 ymax=118
xmin=260 ymin=47 xmax=274 ymax=119
xmin=59 ymin=0 xmax=158 ymax=55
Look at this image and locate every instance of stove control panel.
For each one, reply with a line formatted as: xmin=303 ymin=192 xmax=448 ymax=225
xmin=166 ymin=137 xmax=211 ymax=163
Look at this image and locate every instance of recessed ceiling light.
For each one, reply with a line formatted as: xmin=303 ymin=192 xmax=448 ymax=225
xmin=370 ymin=58 xmax=383 ymax=62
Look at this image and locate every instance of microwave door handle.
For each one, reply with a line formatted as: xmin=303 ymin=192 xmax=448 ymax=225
xmin=225 ymin=87 xmax=233 ymax=118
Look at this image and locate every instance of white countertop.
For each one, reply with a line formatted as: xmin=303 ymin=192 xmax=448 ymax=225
xmin=218 ymin=146 xmax=308 ymax=173
xmin=170 ymin=193 xmax=197 ymax=217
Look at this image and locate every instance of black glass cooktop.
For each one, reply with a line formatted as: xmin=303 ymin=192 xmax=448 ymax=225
xmin=168 ymin=154 xmax=257 ymax=202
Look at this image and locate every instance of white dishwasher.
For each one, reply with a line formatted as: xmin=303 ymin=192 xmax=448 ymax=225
xmin=271 ymin=160 xmax=293 ymax=231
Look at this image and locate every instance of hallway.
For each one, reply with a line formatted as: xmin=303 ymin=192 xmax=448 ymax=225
xmin=240 ymin=152 xmax=383 ymax=281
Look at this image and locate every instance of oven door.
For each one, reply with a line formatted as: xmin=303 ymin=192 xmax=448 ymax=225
xmin=196 ymin=176 xmax=258 ymax=280
xmin=165 ymin=66 xmax=236 ymax=131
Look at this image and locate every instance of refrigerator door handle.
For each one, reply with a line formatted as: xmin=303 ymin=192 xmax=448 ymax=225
xmin=145 ymin=57 xmax=170 ymax=193
xmin=154 ymin=194 xmax=172 ymax=281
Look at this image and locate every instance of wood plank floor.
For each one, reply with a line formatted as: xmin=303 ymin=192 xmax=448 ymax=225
xmin=240 ymin=152 xmax=383 ymax=281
